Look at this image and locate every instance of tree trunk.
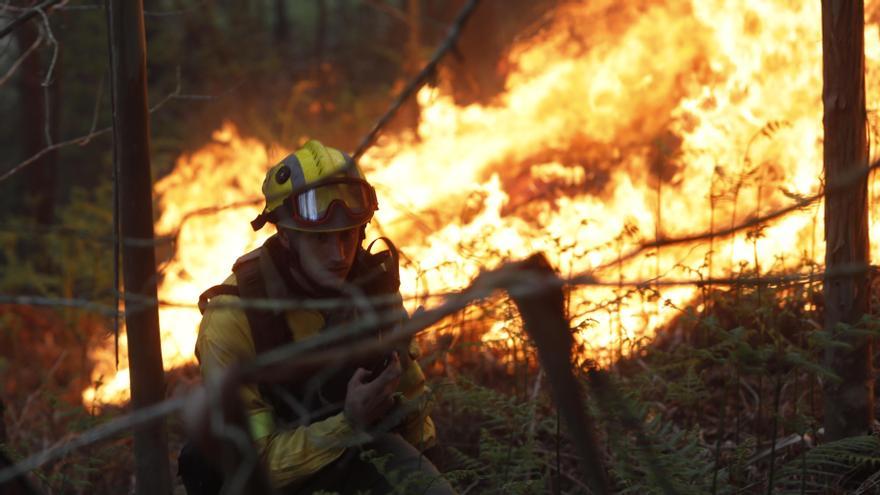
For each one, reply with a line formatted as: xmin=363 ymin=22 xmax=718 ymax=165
xmin=273 ymin=0 xmax=289 ymax=42
xmin=314 ymin=0 xmax=327 ymax=71
xmin=822 ymin=0 xmax=874 ymax=441
xmin=406 ymin=0 xmax=422 ymax=70
xmin=105 ymin=1 xmax=172 ymax=493
xmin=15 ymin=20 xmax=58 ymax=225
xmin=402 ymin=0 xmax=422 ymax=132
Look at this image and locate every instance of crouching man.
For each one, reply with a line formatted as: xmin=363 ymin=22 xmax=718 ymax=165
xmin=182 ymin=141 xmax=455 ymax=494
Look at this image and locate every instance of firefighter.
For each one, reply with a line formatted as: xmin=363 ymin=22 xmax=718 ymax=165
xmin=181 ymin=141 xmax=454 ymax=494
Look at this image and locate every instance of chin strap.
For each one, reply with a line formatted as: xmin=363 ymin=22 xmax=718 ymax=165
xmin=250 ymin=212 xmax=269 ymax=231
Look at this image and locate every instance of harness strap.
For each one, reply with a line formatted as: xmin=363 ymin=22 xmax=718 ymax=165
xmin=196 ymin=235 xmax=406 ymax=427
xmin=233 ymin=251 xmax=292 ymax=355
xmin=198 ymin=284 xmax=239 ymax=314
xmin=366 ymin=236 xmax=399 ymax=263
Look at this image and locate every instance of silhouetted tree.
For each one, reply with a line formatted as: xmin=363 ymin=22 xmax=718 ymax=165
xmin=822 ymin=0 xmax=874 ymax=440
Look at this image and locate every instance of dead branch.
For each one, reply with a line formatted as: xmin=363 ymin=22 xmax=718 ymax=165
xmin=184 ymin=370 xmax=272 ymax=495
xmin=0 ymin=66 xmax=237 ymax=184
xmin=0 ymin=27 xmax=41 ymax=86
xmin=505 ymin=254 xmax=610 ymax=494
xmin=352 ymin=0 xmax=482 ymax=160
xmin=0 ymin=0 xmax=62 ymax=41
xmin=591 ymin=159 xmax=880 ymax=275
xmin=0 ymin=396 xmax=186 ymax=485
xmin=360 ymin=0 xmax=408 ymax=25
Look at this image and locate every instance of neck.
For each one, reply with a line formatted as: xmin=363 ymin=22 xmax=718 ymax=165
xmin=288 ymin=262 xmax=327 ymax=297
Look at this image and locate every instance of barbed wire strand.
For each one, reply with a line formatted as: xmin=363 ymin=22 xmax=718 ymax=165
xmin=2 ymin=152 xmax=875 ymax=293
xmin=9 ymin=247 xmax=828 ymax=487
xmin=0 ymin=396 xmax=187 ymax=484
xmin=3 ymin=0 xmax=876 ymax=488
xmin=591 ymin=159 xmax=880 ymax=274
xmin=0 ymin=257 xmax=561 ymax=484
xmin=0 ymin=3 xmax=504 ymax=482
xmin=0 ymin=261 xmax=868 ymax=325
xmin=0 ymin=253 xmax=871 ymax=484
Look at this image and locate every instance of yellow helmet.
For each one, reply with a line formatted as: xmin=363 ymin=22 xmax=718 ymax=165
xmin=251 ymin=140 xmax=378 ymax=232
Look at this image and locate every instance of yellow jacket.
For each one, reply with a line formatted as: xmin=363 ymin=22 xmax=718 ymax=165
xmin=195 ymin=272 xmax=436 ymax=488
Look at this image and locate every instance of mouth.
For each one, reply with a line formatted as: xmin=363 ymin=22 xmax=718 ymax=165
xmin=325 ymin=266 xmax=349 ymax=276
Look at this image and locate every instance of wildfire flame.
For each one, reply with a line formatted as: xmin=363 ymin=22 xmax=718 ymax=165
xmin=84 ymin=0 xmax=880 ymax=406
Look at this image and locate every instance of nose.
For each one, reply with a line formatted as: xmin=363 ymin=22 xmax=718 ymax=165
xmin=327 ymin=234 xmax=346 ymax=263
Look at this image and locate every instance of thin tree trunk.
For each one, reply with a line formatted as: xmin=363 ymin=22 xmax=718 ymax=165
xmin=407 ymin=0 xmax=422 ymax=70
xmin=402 ymin=0 xmax=422 ymax=131
xmin=314 ymin=0 xmax=327 ymax=71
xmin=822 ymin=0 xmax=874 ymax=441
xmin=273 ymin=0 xmax=288 ymax=42
xmin=16 ymin=20 xmax=58 ymax=225
xmin=105 ymin=1 xmax=172 ymax=493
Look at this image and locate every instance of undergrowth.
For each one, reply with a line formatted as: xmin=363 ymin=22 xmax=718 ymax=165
xmin=417 ymin=257 xmax=880 ymax=494
xmin=5 ymin=224 xmax=880 ymax=493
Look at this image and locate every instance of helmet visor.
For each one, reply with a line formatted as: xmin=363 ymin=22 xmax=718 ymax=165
xmin=291 ymin=178 xmax=377 ymax=226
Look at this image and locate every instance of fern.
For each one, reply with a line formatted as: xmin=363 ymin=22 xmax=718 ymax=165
xmin=773 ymin=436 xmax=880 ymax=494
xmin=433 ymin=377 xmax=550 ymax=494
xmin=592 ymin=374 xmax=730 ymax=494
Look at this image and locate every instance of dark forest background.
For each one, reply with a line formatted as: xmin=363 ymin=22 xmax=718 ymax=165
xmin=0 ymin=0 xmax=552 ymax=228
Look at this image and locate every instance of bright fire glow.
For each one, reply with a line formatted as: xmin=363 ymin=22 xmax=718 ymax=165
xmin=84 ymin=0 xmax=880 ymax=405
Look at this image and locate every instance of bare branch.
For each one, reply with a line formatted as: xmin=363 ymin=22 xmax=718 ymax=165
xmin=359 ymin=0 xmax=408 ymax=25
xmin=35 ymin=2 xmax=61 ymax=146
xmin=590 ymin=159 xmax=880 ymax=275
xmin=0 ymin=261 xmax=867 ymax=323
xmin=0 ymin=27 xmax=41 ymax=86
xmin=0 ymin=396 xmax=186 ymax=484
xmin=0 ymin=293 xmax=119 ymax=316
xmin=78 ymin=69 xmax=105 ymax=146
xmin=0 ymin=251 xmax=865 ymax=484
xmin=0 ymin=125 xmax=111 ymax=183
xmin=0 ymin=70 xmax=238 ymax=183
xmin=352 ymin=0 xmax=482 ymax=160
xmin=0 ymin=0 xmax=62 ymax=41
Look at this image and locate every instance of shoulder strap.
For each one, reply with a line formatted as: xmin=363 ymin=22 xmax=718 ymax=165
xmin=198 ymin=284 xmax=239 ymax=314
xmin=354 ymin=237 xmax=401 ymax=295
xmin=366 ymin=236 xmax=399 ymax=263
xmin=233 ymin=250 xmax=293 ymax=355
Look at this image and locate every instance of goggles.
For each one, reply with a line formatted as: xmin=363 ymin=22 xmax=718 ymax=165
xmin=286 ymin=178 xmax=378 ymax=227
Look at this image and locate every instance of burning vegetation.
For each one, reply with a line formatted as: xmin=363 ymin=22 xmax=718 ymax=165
xmin=86 ymin=0 xmax=880 ymax=406
xmin=4 ymin=0 xmax=880 ymax=493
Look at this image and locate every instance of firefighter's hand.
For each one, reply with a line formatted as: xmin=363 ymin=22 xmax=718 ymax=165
xmin=344 ymin=352 xmax=402 ymax=429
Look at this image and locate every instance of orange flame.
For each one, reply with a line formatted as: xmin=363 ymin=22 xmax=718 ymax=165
xmin=84 ymin=0 xmax=880 ymax=405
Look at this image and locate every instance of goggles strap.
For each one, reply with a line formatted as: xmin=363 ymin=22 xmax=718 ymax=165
xmin=251 ymin=212 xmax=269 ymax=231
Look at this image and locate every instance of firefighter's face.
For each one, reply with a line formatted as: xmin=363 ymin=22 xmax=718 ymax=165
xmin=284 ymin=227 xmax=360 ymax=287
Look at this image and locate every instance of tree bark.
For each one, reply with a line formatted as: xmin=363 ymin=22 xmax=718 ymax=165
xmin=105 ymin=1 xmax=172 ymax=493
xmin=16 ymin=20 xmax=58 ymax=225
xmin=273 ymin=0 xmax=289 ymax=42
xmin=314 ymin=0 xmax=327 ymax=71
xmin=822 ymin=0 xmax=874 ymax=441
xmin=402 ymin=0 xmax=422 ymax=132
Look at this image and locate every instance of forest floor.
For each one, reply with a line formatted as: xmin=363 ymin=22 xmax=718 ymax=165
xmin=2 ymin=272 xmax=880 ymax=494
